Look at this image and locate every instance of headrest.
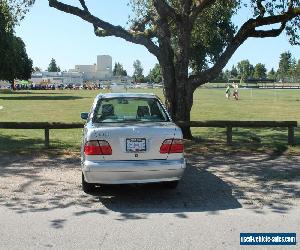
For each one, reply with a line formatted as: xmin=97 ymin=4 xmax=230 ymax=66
xmin=102 ymin=104 xmax=114 ymax=116
xmin=137 ymin=106 xmax=150 ymax=117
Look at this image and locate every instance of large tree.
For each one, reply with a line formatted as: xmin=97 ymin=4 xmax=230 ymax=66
xmin=0 ymin=1 xmax=33 ymax=87
xmin=48 ymin=0 xmax=300 ymax=138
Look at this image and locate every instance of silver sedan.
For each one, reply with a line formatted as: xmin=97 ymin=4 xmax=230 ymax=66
xmin=80 ymin=93 xmax=186 ymax=192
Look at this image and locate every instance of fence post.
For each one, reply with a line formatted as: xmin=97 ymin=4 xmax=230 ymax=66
xmin=45 ymin=128 xmax=50 ymax=148
xmin=288 ymin=126 xmax=294 ymax=146
xmin=226 ymin=126 xmax=232 ymax=145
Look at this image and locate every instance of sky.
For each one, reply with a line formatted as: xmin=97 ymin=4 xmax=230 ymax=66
xmin=15 ymin=0 xmax=300 ymax=76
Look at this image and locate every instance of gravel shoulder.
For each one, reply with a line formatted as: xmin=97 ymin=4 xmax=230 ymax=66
xmin=0 ymin=152 xmax=299 ymax=215
xmin=0 ymin=152 xmax=299 ymax=249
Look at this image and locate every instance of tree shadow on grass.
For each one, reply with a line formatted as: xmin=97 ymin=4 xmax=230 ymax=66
xmin=0 ymin=91 xmax=67 ymax=95
xmin=0 ymin=95 xmax=84 ymax=101
xmin=231 ymin=127 xmax=290 ymax=155
xmin=190 ymin=127 xmax=300 ymax=155
xmin=0 ymin=133 xmax=79 ymax=156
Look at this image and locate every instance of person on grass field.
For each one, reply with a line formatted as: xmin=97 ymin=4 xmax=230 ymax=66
xmin=225 ymin=84 xmax=231 ymax=99
xmin=232 ymin=83 xmax=239 ymax=100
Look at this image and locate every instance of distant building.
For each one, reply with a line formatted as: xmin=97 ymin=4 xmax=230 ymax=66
xmin=30 ymin=55 xmax=113 ymax=85
xmin=30 ymin=71 xmax=83 ymax=85
xmin=72 ymin=55 xmax=113 ymax=81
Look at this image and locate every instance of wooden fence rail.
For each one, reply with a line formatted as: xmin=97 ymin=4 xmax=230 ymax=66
xmin=0 ymin=121 xmax=297 ymax=147
xmin=176 ymin=121 xmax=298 ymax=145
xmin=0 ymin=122 xmax=84 ymax=148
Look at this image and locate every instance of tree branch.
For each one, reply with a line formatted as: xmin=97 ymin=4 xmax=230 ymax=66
xmin=152 ymin=0 xmax=178 ymax=20
xmin=253 ymin=7 xmax=300 ymax=27
xmin=182 ymin=0 xmax=193 ymax=15
xmin=190 ymin=0 xmax=217 ymax=23
xmin=48 ymin=0 xmax=160 ymax=57
xmin=251 ymin=22 xmax=286 ymax=37
xmin=131 ymin=15 xmax=151 ymax=32
xmin=288 ymin=0 xmax=294 ymax=12
xmin=189 ymin=6 xmax=300 ymax=88
xmin=256 ymin=0 xmax=266 ymax=18
xmin=78 ymin=0 xmax=89 ymax=12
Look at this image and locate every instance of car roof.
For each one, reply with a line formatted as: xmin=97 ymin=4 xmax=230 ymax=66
xmin=96 ymin=93 xmax=158 ymax=99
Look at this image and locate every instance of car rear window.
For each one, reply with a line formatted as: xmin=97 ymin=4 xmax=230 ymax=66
xmin=93 ymin=97 xmax=169 ymax=123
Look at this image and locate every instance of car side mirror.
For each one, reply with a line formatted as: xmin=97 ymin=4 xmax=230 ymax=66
xmin=81 ymin=112 xmax=89 ymax=120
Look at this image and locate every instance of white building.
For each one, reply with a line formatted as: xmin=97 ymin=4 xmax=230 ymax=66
xmin=30 ymin=55 xmax=113 ymax=85
xmin=73 ymin=55 xmax=112 ymax=81
xmin=30 ymin=71 xmax=83 ymax=85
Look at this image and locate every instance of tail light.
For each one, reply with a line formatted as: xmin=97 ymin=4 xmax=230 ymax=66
xmin=84 ymin=140 xmax=112 ymax=155
xmin=170 ymin=139 xmax=184 ymax=153
xmin=160 ymin=139 xmax=184 ymax=154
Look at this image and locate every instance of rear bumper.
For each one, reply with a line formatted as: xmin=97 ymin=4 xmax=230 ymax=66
xmin=82 ymin=159 xmax=186 ymax=184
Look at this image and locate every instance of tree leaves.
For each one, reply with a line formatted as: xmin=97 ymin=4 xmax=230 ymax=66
xmin=47 ymin=58 xmax=60 ymax=72
xmin=0 ymin=1 xmax=33 ymax=82
xmin=133 ymin=59 xmax=145 ymax=82
xmin=1 ymin=0 xmax=35 ymax=27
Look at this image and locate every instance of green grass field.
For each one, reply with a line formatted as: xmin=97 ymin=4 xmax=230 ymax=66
xmin=0 ymin=88 xmax=300 ymax=154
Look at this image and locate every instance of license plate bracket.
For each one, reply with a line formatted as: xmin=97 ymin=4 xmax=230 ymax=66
xmin=126 ymin=138 xmax=146 ymax=152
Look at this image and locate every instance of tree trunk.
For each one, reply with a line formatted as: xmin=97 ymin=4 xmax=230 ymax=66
xmin=174 ymin=18 xmax=193 ymax=139
xmin=173 ymin=77 xmax=194 ymax=139
xmin=158 ymin=16 xmax=193 ymax=139
xmin=161 ymin=62 xmax=194 ymax=139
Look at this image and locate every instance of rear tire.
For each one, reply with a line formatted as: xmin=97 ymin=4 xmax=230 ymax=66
xmin=82 ymin=173 xmax=96 ymax=193
xmin=162 ymin=180 xmax=179 ymax=189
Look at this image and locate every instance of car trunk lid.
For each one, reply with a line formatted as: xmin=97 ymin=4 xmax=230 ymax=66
xmin=85 ymin=122 xmax=178 ymax=160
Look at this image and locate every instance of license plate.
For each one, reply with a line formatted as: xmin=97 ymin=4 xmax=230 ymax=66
xmin=126 ymin=138 xmax=146 ymax=152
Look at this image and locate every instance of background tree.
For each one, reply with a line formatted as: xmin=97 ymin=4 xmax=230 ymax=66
xmin=113 ymin=62 xmax=127 ymax=76
xmin=237 ymin=60 xmax=254 ymax=81
xmin=49 ymin=0 xmax=300 ymax=138
xmin=147 ymin=63 xmax=162 ymax=83
xmin=296 ymin=60 xmax=300 ymax=77
xmin=230 ymin=65 xmax=238 ymax=78
xmin=267 ymin=68 xmax=277 ymax=80
xmin=133 ymin=59 xmax=144 ymax=82
xmin=33 ymin=66 xmax=41 ymax=72
xmin=11 ymin=37 xmax=33 ymax=81
xmin=47 ymin=58 xmax=60 ymax=72
xmin=288 ymin=57 xmax=297 ymax=80
xmin=0 ymin=1 xmax=33 ymax=88
xmin=223 ymin=69 xmax=231 ymax=81
xmin=277 ymin=51 xmax=293 ymax=80
xmin=212 ymin=71 xmax=228 ymax=83
xmin=253 ymin=63 xmax=267 ymax=79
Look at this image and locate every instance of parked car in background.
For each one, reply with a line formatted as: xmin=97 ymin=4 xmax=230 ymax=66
xmin=80 ymin=93 xmax=186 ymax=192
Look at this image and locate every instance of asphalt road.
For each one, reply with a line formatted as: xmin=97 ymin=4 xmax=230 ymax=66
xmin=0 ymin=153 xmax=299 ymax=249
xmin=0 ymin=205 xmax=299 ymax=250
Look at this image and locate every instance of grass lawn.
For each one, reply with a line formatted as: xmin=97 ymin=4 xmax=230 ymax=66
xmin=0 ymin=88 xmax=300 ymax=155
